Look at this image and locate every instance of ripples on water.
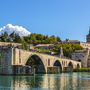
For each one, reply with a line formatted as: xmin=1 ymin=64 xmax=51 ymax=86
xmin=0 ymin=73 xmax=90 ymax=90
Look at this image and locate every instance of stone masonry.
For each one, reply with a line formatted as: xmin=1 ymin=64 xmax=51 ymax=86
xmin=0 ymin=48 xmax=81 ymax=74
xmin=0 ymin=48 xmax=35 ymax=75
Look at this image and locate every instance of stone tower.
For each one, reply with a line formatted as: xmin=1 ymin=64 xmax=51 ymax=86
xmin=86 ymin=26 xmax=90 ymax=43
xmin=60 ymin=47 xmax=63 ymax=58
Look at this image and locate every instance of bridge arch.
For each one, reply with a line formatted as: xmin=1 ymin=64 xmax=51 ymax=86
xmin=26 ymin=54 xmax=46 ymax=73
xmin=53 ymin=60 xmax=62 ymax=72
xmin=68 ymin=62 xmax=73 ymax=68
xmin=77 ymin=63 xmax=80 ymax=68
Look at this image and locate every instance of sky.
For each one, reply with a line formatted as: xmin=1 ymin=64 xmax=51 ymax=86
xmin=0 ymin=0 xmax=90 ymax=42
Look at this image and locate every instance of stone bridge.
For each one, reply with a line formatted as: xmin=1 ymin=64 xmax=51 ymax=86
xmin=0 ymin=48 xmax=81 ymax=74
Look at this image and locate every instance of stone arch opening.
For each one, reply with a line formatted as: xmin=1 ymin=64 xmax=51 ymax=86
xmin=68 ymin=62 xmax=73 ymax=68
xmin=26 ymin=55 xmax=46 ymax=74
xmin=77 ymin=63 xmax=80 ymax=68
xmin=53 ymin=60 xmax=62 ymax=72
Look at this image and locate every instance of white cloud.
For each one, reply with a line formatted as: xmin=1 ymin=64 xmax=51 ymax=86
xmin=0 ymin=24 xmax=31 ymax=36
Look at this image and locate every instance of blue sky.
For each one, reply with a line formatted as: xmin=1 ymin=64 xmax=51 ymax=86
xmin=0 ymin=0 xmax=90 ymax=42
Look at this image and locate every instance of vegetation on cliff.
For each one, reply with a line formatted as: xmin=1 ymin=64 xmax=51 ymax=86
xmin=51 ymin=43 xmax=84 ymax=58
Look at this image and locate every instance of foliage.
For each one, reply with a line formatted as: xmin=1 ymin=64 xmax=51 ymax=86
xmin=14 ymin=33 xmax=22 ymax=43
xmin=26 ymin=55 xmax=41 ymax=67
xmin=9 ymin=31 xmax=15 ymax=41
xmin=45 ymin=35 xmax=57 ymax=44
xmin=51 ymin=43 xmax=84 ymax=58
xmin=0 ymin=31 xmax=61 ymax=44
xmin=57 ymin=36 xmax=61 ymax=42
xmin=74 ymin=68 xmax=90 ymax=72
xmin=26 ymin=57 xmax=35 ymax=67
xmin=0 ymin=31 xmax=22 ymax=43
xmin=36 ymin=34 xmax=44 ymax=40
xmin=3 ymin=31 xmax=8 ymax=38
xmin=34 ymin=48 xmax=51 ymax=54
xmin=23 ymin=33 xmax=61 ymax=44
xmin=0 ymin=32 xmax=9 ymax=42
xmin=21 ymin=38 xmax=28 ymax=50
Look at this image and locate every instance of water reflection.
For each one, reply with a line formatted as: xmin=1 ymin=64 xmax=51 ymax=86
xmin=0 ymin=73 xmax=90 ymax=90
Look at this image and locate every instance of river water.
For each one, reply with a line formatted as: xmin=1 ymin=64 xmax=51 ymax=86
xmin=0 ymin=72 xmax=90 ymax=90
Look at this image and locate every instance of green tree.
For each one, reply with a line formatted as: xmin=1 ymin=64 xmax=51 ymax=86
xmin=0 ymin=32 xmax=8 ymax=42
xmin=29 ymin=33 xmax=37 ymax=44
xmin=52 ymin=43 xmax=84 ymax=58
xmin=57 ymin=36 xmax=61 ymax=42
xmin=3 ymin=31 xmax=8 ymax=38
xmin=14 ymin=33 xmax=21 ymax=42
xmin=26 ymin=57 xmax=35 ymax=67
xmin=36 ymin=34 xmax=44 ymax=40
xmin=45 ymin=36 xmax=57 ymax=44
xmin=9 ymin=31 xmax=15 ymax=41
xmin=21 ymin=38 xmax=28 ymax=50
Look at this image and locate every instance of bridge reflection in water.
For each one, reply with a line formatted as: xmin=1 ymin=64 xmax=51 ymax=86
xmin=0 ymin=73 xmax=90 ymax=90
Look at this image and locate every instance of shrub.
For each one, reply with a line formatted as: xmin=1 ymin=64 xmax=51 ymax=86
xmin=74 ymin=68 xmax=90 ymax=72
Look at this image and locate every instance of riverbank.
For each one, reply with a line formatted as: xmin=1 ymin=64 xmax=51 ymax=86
xmin=74 ymin=68 xmax=90 ymax=72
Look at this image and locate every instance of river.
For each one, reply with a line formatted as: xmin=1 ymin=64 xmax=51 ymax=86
xmin=0 ymin=72 xmax=90 ymax=90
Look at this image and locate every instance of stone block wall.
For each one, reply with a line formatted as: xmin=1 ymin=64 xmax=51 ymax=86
xmin=47 ymin=66 xmax=60 ymax=74
xmin=0 ymin=48 xmax=13 ymax=74
xmin=12 ymin=48 xmax=19 ymax=65
xmin=63 ymin=67 xmax=73 ymax=72
xmin=72 ymin=51 xmax=88 ymax=68
xmin=12 ymin=65 xmax=35 ymax=75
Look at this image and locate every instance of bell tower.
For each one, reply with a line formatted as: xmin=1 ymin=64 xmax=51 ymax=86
xmin=86 ymin=26 xmax=90 ymax=43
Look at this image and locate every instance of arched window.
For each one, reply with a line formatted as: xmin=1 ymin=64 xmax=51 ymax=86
xmin=77 ymin=63 xmax=80 ymax=68
xmin=78 ymin=59 xmax=81 ymax=62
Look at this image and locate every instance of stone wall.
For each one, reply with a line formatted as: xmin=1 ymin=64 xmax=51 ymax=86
xmin=47 ymin=66 xmax=60 ymax=74
xmin=0 ymin=48 xmax=13 ymax=74
xmin=12 ymin=65 xmax=35 ymax=75
xmin=87 ymin=58 xmax=90 ymax=67
xmin=18 ymin=49 xmax=81 ymax=73
xmin=0 ymin=48 xmax=35 ymax=75
xmin=12 ymin=48 xmax=19 ymax=65
xmin=63 ymin=67 xmax=73 ymax=72
xmin=80 ymin=42 xmax=90 ymax=49
xmin=0 ymin=48 xmax=81 ymax=74
xmin=72 ymin=50 xmax=88 ymax=68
